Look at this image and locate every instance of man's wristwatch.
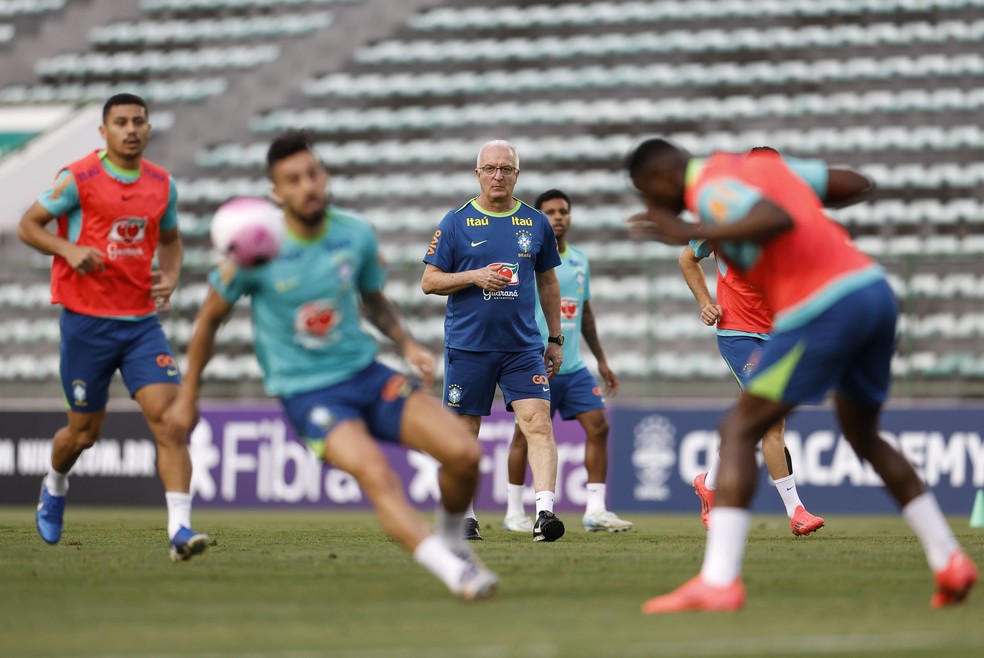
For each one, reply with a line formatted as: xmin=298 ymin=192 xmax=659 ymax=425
xmin=547 ymin=334 xmax=565 ymax=346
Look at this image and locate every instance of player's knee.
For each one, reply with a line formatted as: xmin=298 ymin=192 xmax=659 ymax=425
xmin=585 ymin=417 xmax=610 ymax=444
xmin=442 ymin=439 xmax=481 ymax=478
xmin=70 ymin=428 xmax=100 ymax=450
xmin=517 ymin=409 xmax=551 ymax=439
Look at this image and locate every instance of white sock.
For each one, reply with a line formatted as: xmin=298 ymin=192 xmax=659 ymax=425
xmin=705 ymin=452 xmax=720 ymax=490
xmin=45 ymin=467 xmax=69 ymax=497
xmin=901 ymin=492 xmax=960 ymax=572
xmin=535 ymin=490 xmax=555 ymax=515
xmin=700 ymin=507 xmax=750 ymax=587
xmin=585 ymin=483 xmax=606 ymax=516
xmin=464 ymin=502 xmax=477 ymax=520
xmin=165 ymin=491 xmax=192 ymax=540
xmin=413 ymin=535 xmax=468 ymax=593
xmin=506 ymin=483 xmax=526 ymax=518
xmin=435 ymin=505 xmax=466 ymax=552
xmin=772 ymin=474 xmax=804 ymax=518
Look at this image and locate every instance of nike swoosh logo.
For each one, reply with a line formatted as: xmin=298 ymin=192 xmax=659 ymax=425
xmin=470 ymin=240 xmax=488 ymax=247
xmin=166 ymin=369 xmax=178 ymax=377
xmin=786 ymin=487 xmax=794 ymax=491
xmin=542 ymin=386 xmax=550 ymax=392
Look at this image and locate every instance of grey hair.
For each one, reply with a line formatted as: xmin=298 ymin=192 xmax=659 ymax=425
xmin=476 ymin=139 xmax=520 ymax=169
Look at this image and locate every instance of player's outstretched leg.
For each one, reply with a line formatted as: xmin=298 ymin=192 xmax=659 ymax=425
xmin=760 ymin=417 xmax=824 ymax=536
xmin=643 ymin=396 xmax=789 ymax=614
xmin=398 ymin=393 xmax=500 ymax=598
xmin=835 ymin=393 xmax=977 ymax=607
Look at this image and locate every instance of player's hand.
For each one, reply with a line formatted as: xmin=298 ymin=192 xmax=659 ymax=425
xmin=700 ymin=303 xmax=723 ymax=326
xmin=598 ymin=360 xmax=620 ymax=397
xmin=63 ymin=244 xmax=105 ymax=275
xmin=164 ymin=393 xmax=200 ymax=440
xmin=472 ymin=265 xmax=512 ymax=292
xmin=151 ymin=270 xmax=178 ymax=312
xmin=402 ymin=340 xmax=436 ymax=388
xmin=627 ymin=210 xmax=699 ymax=245
xmin=544 ymin=342 xmax=563 ymax=378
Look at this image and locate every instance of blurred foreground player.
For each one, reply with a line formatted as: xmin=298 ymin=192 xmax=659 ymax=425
xmin=627 ymin=139 xmax=977 ymax=612
xmin=169 ymin=132 xmax=498 ymax=600
xmin=18 ymin=93 xmax=207 ymax=561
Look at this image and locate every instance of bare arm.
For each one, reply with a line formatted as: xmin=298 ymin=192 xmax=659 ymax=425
xmin=164 ymin=288 xmax=234 ymax=436
xmin=17 ymin=201 xmax=105 ymax=273
xmin=678 ymin=246 xmax=722 ymax=326
xmin=631 ymin=199 xmax=794 ymax=246
xmin=581 ymin=300 xmax=619 ymax=396
xmin=825 ymin=168 xmax=875 ymax=208
xmin=421 ymin=263 xmax=510 ymax=296
xmin=536 ymin=269 xmax=563 ymax=376
xmin=152 ymin=227 xmax=183 ymax=311
xmin=361 ymin=289 xmax=435 ymax=387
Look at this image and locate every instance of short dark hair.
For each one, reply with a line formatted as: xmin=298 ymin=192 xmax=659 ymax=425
xmin=266 ymin=130 xmax=315 ymax=177
xmin=102 ymin=93 xmax=148 ymax=122
xmin=534 ymin=189 xmax=571 ymax=212
xmin=749 ymin=146 xmax=780 ymax=155
xmin=624 ymin=138 xmax=682 ymax=178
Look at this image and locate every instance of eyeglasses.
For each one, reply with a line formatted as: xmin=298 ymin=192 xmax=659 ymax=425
xmin=477 ymin=165 xmax=519 ymax=177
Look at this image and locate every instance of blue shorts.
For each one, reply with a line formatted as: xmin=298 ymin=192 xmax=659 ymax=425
xmin=549 ymin=367 xmax=605 ymax=420
xmin=444 ymin=348 xmax=550 ymax=416
xmin=717 ymin=334 xmax=769 ymax=389
xmin=280 ymin=361 xmax=418 ymax=456
xmin=746 ymin=278 xmax=897 ymax=406
xmin=60 ymin=309 xmax=180 ymax=412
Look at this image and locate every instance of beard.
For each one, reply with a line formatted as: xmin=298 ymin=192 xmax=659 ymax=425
xmin=292 ymin=194 xmax=329 ymax=226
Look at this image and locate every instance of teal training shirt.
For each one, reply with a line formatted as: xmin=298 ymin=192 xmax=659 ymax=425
xmin=534 ymin=243 xmax=589 ymax=375
xmin=209 ymin=206 xmax=384 ymax=398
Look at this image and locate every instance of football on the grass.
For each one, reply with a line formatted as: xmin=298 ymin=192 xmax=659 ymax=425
xmin=210 ymin=197 xmax=285 ymax=267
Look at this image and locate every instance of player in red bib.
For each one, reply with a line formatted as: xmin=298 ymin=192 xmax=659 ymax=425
xmin=680 ymin=148 xmax=866 ymax=536
xmin=17 ymin=94 xmax=207 ymax=562
xmin=627 ymin=138 xmax=977 ymax=612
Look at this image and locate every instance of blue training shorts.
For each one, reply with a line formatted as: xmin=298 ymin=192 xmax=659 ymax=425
xmin=280 ymin=361 xmax=419 ymax=457
xmin=717 ymin=334 xmax=769 ymax=389
xmin=548 ymin=367 xmax=605 ymax=420
xmin=443 ymin=347 xmax=550 ymax=416
xmin=746 ymin=278 xmax=898 ymax=406
xmin=60 ymin=309 xmax=181 ymax=412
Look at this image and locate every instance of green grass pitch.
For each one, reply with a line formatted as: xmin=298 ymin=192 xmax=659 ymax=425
xmin=1 ymin=508 xmax=982 ymax=658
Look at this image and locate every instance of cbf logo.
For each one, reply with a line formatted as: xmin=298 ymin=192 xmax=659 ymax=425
xmin=516 ymin=230 xmax=533 ymax=253
xmin=308 ymin=405 xmax=335 ymax=434
xmin=632 ymin=415 xmax=677 ymax=502
xmin=575 ymin=270 xmax=585 ymax=294
xmin=72 ymin=379 xmax=87 ymax=407
xmin=447 ymin=384 xmax=463 ymax=406
xmin=742 ymin=349 xmax=763 ymax=377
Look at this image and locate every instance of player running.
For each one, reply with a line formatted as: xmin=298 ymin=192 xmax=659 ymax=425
xmin=168 ymin=132 xmax=498 ymax=600
xmin=679 ymin=149 xmax=854 ymax=536
xmin=627 ymin=139 xmax=978 ymax=612
xmin=18 ymin=93 xmax=207 ymax=561
xmin=503 ymin=189 xmax=631 ymax=533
